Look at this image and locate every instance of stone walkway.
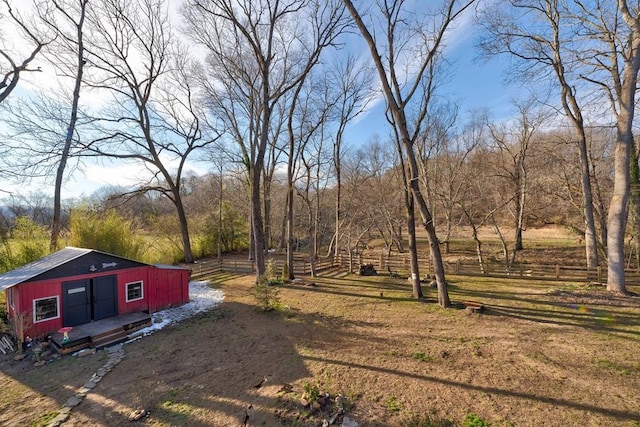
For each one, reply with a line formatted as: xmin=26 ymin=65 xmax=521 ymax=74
xmin=45 ymin=344 xmax=125 ymax=427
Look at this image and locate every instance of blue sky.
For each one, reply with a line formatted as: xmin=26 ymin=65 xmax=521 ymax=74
xmin=2 ymin=0 xmax=516 ymax=200
xmin=342 ymin=2 xmax=518 ymax=148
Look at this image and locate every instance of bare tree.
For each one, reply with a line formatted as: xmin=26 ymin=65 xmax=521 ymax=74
xmin=33 ymin=0 xmax=89 ymax=251
xmin=573 ymin=0 xmax=640 ymax=294
xmin=328 ymin=54 xmax=374 ymax=260
xmin=183 ymin=0 xmax=349 ymax=279
xmin=415 ymin=101 xmax=461 ymax=255
xmin=80 ymin=0 xmax=220 ymax=263
xmin=487 ymin=101 xmax=548 ymax=267
xmin=343 ymin=0 xmax=476 ymax=307
xmin=283 ymin=73 xmax=334 ymax=279
xmin=478 ymin=0 xmax=600 ymax=269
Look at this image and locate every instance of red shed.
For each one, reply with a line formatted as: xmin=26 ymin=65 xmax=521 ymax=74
xmin=0 ymin=247 xmax=189 ymax=341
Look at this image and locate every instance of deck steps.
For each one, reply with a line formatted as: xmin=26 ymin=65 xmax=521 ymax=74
xmin=50 ymin=312 xmax=152 ymax=354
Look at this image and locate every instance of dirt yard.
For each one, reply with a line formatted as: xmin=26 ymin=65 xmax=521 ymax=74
xmin=1 ymin=269 xmax=639 ymax=427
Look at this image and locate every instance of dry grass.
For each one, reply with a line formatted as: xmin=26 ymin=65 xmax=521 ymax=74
xmin=1 ymin=269 xmax=639 ymax=427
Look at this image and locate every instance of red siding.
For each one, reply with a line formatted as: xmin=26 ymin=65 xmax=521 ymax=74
xmin=148 ymin=267 xmax=189 ymax=312
xmin=14 ymin=278 xmax=62 ymax=338
xmin=6 ymin=265 xmax=189 ymax=340
xmin=116 ymin=267 xmax=151 ymax=314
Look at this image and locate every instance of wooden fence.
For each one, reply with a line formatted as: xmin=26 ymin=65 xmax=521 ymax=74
xmin=187 ymin=252 xmax=640 ymax=286
xmin=336 ymin=252 xmax=640 ymax=285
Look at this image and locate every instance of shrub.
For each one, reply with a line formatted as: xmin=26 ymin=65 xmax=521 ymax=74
xmin=0 ymin=217 xmax=49 ymax=273
xmin=253 ymin=275 xmax=281 ymax=311
xmin=69 ymin=208 xmax=144 ymax=259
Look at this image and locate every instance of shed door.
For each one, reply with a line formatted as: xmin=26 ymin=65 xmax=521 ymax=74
xmin=92 ymin=275 xmax=118 ymax=320
xmin=62 ymin=279 xmax=91 ymax=327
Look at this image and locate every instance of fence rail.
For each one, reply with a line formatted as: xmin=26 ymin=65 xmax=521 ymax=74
xmin=186 ymin=252 xmax=640 ymax=286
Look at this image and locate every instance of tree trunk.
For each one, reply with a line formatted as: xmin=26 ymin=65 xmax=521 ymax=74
xmin=577 ymin=130 xmax=599 ymax=268
xmin=173 ymin=189 xmax=194 ymax=263
xmin=50 ymin=2 xmax=87 ymax=252
xmin=407 ymin=160 xmax=449 ymax=306
xmin=286 ymin=185 xmax=295 ymax=280
xmin=334 ymin=148 xmax=342 ymax=259
xmin=606 ymin=4 xmax=639 ymax=294
xmin=628 ymin=140 xmax=640 ymax=268
xmin=406 ymin=191 xmax=423 ymax=298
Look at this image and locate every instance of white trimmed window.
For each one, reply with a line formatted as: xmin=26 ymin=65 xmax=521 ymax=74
xmin=33 ymin=296 xmax=59 ymax=323
xmin=126 ymin=281 xmax=144 ymax=302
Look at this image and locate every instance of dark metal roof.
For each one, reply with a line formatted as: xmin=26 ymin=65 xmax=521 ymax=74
xmin=0 ymin=247 xmax=95 ymax=291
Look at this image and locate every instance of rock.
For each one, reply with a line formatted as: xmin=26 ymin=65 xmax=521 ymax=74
xmin=48 ymin=412 xmax=70 ymax=426
xmin=341 ymin=417 xmax=358 ymax=427
xmin=312 ymin=401 xmax=322 ymax=410
xmin=322 ymin=420 xmax=329 ymax=427
xmin=83 ymin=381 xmax=97 ymax=390
xmin=300 ymin=398 xmax=309 ymax=407
xmin=34 ymin=360 xmax=47 ymax=367
xmin=128 ymin=408 xmax=147 ymax=421
xmin=14 ymin=353 xmax=26 ymax=361
xmin=64 ymin=395 xmax=83 ymax=408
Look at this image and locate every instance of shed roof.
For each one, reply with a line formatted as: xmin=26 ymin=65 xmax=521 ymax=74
xmin=0 ymin=247 xmax=119 ymax=291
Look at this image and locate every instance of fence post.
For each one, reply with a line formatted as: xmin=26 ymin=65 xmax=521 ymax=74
xmin=379 ymin=253 xmax=384 ymax=271
xmin=556 ymin=264 xmax=560 ymax=279
xmin=597 ymin=265 xmax=602 ymax=283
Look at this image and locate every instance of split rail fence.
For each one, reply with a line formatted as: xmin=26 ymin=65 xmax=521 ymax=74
xmin=187 ymin=252 xmax=640 ymax=286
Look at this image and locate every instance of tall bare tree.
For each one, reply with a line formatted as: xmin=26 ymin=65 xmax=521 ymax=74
xmin=478 ymin=0 xmax=600 ymax=269
xmin=343 ymin=0 xmax=476 ymax=307
xmin=183 ymin=0 xmax=349 ymax=278
xmin=487 ymin=101 xmax=548 ymax=267
xmin=32 ymin=0 xmax=89 ymax=251
xmin=80 ymin=0 xmax=219 ymax=263
xmin=573 ymin=0 xmax=640 ymax=294
xmin=328 ymin=54 xmax=374 ymax=260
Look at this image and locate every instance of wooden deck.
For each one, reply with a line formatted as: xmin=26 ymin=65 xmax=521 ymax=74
xmin=50 ymin=312 xmax=152 ymax=354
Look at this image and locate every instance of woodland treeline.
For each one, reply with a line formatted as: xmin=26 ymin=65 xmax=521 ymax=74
xmin=1 ymin=0 xmax=639 ymax=305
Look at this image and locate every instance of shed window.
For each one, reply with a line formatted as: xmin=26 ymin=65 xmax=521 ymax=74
xmin=126 ymin=281 xmax=144 ymax=302
xmin=33 ymin=296 xmax=59 ymax=323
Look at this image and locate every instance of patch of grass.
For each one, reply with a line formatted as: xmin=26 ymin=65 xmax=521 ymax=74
xmin=161 ymin=400 xmax=195 ymax=421
xmin=385 ymin=395 xmax=403 ymax=412
xmin=463 ymin=413 xmax=491 ymax=427
xmin=30 ymin=410 xmax=59 ymax=427
xmin=595 ymin=358 xmax=631 ymax=375
xmin=413 ymin=351 xmax=433 ymax=362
